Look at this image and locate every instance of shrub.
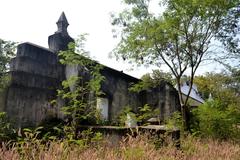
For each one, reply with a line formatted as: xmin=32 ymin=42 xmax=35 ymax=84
xmin=0 ymin=112 xmax=15 ymax=142
xmin=191 ymin=100 xmax=240 ymax=140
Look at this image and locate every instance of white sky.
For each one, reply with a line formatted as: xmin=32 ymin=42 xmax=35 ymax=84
xmin=0 ymin=0 xmax=222 ymax=78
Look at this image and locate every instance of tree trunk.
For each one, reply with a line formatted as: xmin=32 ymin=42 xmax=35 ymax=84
xmin=181 ymin=104 xmax=189 ymax=131
xmin=176 ymin=78 xmax=189 ymax=131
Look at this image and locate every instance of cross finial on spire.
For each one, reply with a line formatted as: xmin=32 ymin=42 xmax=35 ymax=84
xmin=56 ymin=12 xmax=69 ymax=35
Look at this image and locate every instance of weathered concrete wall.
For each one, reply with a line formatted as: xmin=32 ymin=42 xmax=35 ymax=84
xmin=16 ymin=42 xmax=59 ymax=65
xmin=64 ymin=65 xmax=141 ymax=122
xmin=5 ymin=42 xmax=64 ymax=127
xmin=5 ymin=41 xmax=180 ymax=127
xmin=9 ymin=71 xmax=61 ymax=89
xmin=5 ymin=86 xmax=61 ymax=127
xmin=101 ymin=67 xmax=141 ymax=121
xmin=144 ymin=82 xmax=180 ymax=122
xmin=3 ymin=12 xmax=181 ymax=128
xmin=65 ymin=64 xmax=180 ymax=123
xmin=10 ymin=57 xmax=64 ymax=79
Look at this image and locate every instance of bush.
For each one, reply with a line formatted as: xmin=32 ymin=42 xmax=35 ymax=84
xmin=0 ymin=112 xmax=15 ymax=142
xmin=191 ymin=100 xmax=240 ymax=140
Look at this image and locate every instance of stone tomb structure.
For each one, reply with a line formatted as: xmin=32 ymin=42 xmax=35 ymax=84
xmin=2 ymin=12 xmax=180 ymax=127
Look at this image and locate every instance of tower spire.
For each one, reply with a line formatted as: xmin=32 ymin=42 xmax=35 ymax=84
xmin=56 ymin=12 xmax=69 ymax=35
xmin=48 ymin=12 xmax=74 ymax=53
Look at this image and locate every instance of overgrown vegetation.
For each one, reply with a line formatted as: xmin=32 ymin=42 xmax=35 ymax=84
xmin=190 ymin=71 xmax=240 ymax=140
xmin=191 ymin=100 xmax=240 ymax=140
xmin=0 ymin=39 xmax=16 ymax=91
xmin=0 ymin=134 xmax=240 ymax=160
xmin=111 ymin=0 xmax=239 ymax=130
xmin=51 ymin=35 xmax=106 ymax=139
xmin=117 ymin=104 xmax=160 ymax=126
xmin=0 ymin=112 xmax=16 ymax=142
xmin=0 ymin=0 xmax=239 ymax=157
xmin=0 ymin=39 xmax=17 ymax=141
xmin=129 ymin=69 xmax=174 ymax=93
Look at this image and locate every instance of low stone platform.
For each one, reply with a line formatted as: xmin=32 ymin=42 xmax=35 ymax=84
xmin=78 ymin=125 xmax=180 ymax=147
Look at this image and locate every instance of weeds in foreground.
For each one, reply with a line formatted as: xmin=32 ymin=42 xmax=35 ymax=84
xmin=0 ymin=134 xmax=239 ymax=160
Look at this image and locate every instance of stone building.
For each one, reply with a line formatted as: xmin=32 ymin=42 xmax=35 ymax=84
xmin=1 ymin=12 xmax=180 ymax=127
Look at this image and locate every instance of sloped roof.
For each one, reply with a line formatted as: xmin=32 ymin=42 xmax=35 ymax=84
xmin=179 ymin=82 xmax=205 ymax=104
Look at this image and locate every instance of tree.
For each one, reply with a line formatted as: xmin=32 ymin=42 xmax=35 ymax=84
xmin=194 ymin=71 xmax=240 ymax=106
xmin=56 ymin=35 xmax=105 ymax=137
xmin=111 ymin=0 xmax=239 ymax=130
xmin=0 ymin=39 xmax=16 ymax=90
xmin=129 ymin=69 xmax=174 ymax=93
xmin=216 ymin=3 xmax=240 ymax=63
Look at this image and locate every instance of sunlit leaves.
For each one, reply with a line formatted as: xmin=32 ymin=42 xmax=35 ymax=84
xmin=112 ymin=0 xmax=239 ymax=130
xmin=57 ymin=35 xmax=105 ymax=126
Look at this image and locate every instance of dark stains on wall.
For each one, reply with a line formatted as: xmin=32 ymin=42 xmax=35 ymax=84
xmin=2 ymin=12 xmax=180 ymax=127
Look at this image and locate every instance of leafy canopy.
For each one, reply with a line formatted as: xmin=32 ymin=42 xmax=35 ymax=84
xmin=0 ymin=39 xmax=16 ymax=73
xmin=0 ymin=39 xmax=16 ymax=90
xmin=111 ymin=0 xmax=239 ymax=130
xmin=112 ymin=0 xmax=239 ymax=77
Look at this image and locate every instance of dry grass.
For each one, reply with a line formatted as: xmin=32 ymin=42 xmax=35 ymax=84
xmin=0 ymin=135 xmax=239 ymax=160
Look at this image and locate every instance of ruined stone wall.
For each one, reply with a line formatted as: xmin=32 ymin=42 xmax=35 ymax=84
xmin=2 ymin=12 xmax=181 ymax=128
xmin=5 ymin=42 xmax=64 ymax=127
xmin=4 ymin=43 xmax=180 ymax=127
xmin=144 ymin=82 xmax=180 ymax=122
xmin=101 ymin=68 xmax=141 ymax=121
xmin=64 ymin=64 xmax=180 ymax=123
xmin=64 ymin=65 xmax=142 ymax=122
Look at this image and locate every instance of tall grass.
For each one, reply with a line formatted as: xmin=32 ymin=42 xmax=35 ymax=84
xmin=0 ymin=134 xmax=239 ymax=160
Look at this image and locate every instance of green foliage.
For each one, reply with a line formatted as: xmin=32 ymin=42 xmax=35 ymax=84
xmin=37 ymin=117 xmax=65 ymax=140
xmin=78 ymin=128 xmax=103 ymax=147
xmin=112 ymin=0 xmax=239 ymax=130
xmin=118 ymin=106 xmax=137 ymax=126
xmin=194 ymin=71 xmax=240 ymax=103
xmin=15 ymin=127 xmax=45 ymax=159
xmin=0 ymin=112 xmax=15 ymax=142
xmin=0 ymin=39 xmax=16 ymax=73
xmin=166 ymin=112 xmax=182 ymax=130
xmin=57 ymin=125 xmax=103 ymax=147
xmin=217 ymin=3 xmax=240 ymax=56
xmin=129 ymin=70 xmax=174 ymax=93
xmin=191 ymin=100 xmax=240 ymax=140
xmin=137 ymin=104 xmax=160 ymax=125
xmin=0 ymin=75 xmax=11 ymax=93
xmin=129 ymin=74 xmax=155 ymax=93
xmin=112 ymin=0 xmax=239 ymax=73
xmin=118 ymin=104 xmax=160 ymax=126
xmin=12 ymin=126 xmax=103 ymax=159
xmin=57 ymin=35 xmax=105 ymax=136
xmin=17 ymin=127 xmax=44 ymax=144
xmin=191 ymin=71 xmax=240 ymax=140
xmin=0 ymin=39 xmax=16 ymax=90
xmin=123 ymin=146 xmax=144 ymax=160
xmin=58 ymin=76 xmax=100 ymax=125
